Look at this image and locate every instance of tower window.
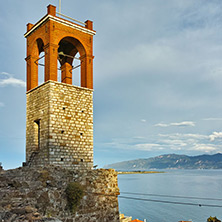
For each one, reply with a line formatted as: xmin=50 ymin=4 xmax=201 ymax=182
xmin=34 ymin=119 xmax=40 ymax=150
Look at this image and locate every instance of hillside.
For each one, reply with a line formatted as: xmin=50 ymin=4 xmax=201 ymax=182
xmin=104 ymin=153 xmax=222 ymax=170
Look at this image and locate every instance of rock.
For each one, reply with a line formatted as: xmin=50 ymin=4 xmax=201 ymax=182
xmin=42 ymin=218 xmax=62 ymax=222
xmin=25 ymin=206 xmax=37 ymax=213
xmin=11 ymin=207 xmax=27 ymax=215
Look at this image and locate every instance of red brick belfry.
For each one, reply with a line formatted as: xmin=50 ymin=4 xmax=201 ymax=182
xmin=24 ymin=5 xmax=96 ymax=171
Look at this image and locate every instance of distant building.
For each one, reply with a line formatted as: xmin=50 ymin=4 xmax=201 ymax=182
xmin=178 ymin=221 xmax=192 ymax=222
xmin=131 ymin=219 xmax=145 ymax=222
xmin=120 ymin=214 xmax=132 ymax=222
xmin=119 ymin=213 xmax=147 ymax=222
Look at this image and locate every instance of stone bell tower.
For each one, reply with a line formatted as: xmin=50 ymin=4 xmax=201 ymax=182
xmin=25 ymin=5 xmax=96 ymax=171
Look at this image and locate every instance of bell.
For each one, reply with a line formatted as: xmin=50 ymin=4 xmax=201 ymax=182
xmin=58 ymin=51 xmax=65 ymax=57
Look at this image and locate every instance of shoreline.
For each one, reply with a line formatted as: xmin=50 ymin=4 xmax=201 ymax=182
xmin=117 ymin=170 xmax=165 ymax=174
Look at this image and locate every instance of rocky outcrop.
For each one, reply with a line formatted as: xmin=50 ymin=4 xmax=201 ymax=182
xmin=0 ymin=166 xmax=119 ymax=222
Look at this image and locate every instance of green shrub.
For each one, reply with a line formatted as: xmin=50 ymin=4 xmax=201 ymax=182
xmin=65 ymin=182 xmax=84 ymax=213
xmin=207 ymin=216 xmax=221 ymax=222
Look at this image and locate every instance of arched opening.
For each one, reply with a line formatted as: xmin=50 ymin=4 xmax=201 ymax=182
xmin=32 ymin=38 xmax=45 ymax=86
xmin=38 ymin=51 xmax=45 ymax=85
xmin=58 ymin=37 xmax=86 ymax=87
xmin=36 ymin=38 xmax=45 ymax=85
xmin=72 ymin=52 xmax=81 ymax=86
xmin=57 ymin=59 xmax=61 ymax=82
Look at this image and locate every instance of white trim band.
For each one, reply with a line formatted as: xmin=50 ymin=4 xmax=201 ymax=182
xmin=24 ymin=14 xmax=96 ymax=38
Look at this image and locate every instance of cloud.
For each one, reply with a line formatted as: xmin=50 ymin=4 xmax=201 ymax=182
xmin=132 ymin=136 xmax=146 ymax=140
xmin=0 ymin=72 xmax=25 ymax=87
xmin=155 ymin=121 xmax=195 ymax=127
xmin=159 ymin=133 xmax=208 ymax=140
xmin=209 ymin=132 xmax=222 ymax=141
xmin=153 ymin=133 xmax=217 ymax=153
xmin=97 ymin=130 xmax=222 ymax=158
xmin=157 ymin=133 xmax=222 ymax=153
xmin=161 ymin=139 xmax=187 ymax=147
xmin=134 ymin=143 xmax=164 ymax=151
xmin=0 ymin=102 xmax=4 ymax=107
xmin=155 ymin=123 xmax=168 ymax=127
xmin=140 ymin=119 xmax=146 ymax=122
xmin=171 ymin=121 xmax=195 ymax=127
xmin=190 ymin=144 xmax=218 ymax=152
xmin=203 ymin=118 xmax=222 ymax=121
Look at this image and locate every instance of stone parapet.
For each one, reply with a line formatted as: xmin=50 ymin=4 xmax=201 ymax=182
xmin=0 ymin=166 xmax=120 ymax=222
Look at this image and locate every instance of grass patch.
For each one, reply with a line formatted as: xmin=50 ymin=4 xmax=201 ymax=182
xmin=65 ymin=182 xmax=84 ymax=213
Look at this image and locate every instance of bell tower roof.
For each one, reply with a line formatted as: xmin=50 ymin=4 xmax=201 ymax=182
xmin=24 ymin=5 xmax=96 ymax=38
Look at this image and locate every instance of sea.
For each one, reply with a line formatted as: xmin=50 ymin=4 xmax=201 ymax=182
xmin=117 ymin=170 xmax=222 ymax=222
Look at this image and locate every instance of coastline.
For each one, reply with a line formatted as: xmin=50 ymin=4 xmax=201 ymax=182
xmin=117 ymin=170 xmax=165 ymax=174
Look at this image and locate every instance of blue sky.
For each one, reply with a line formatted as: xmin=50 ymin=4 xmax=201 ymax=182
xmin=1 ymin=0 xmax=222 ymax=169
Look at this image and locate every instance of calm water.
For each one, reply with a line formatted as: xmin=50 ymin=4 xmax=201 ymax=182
xmin=118 ymin=170 xmax=222 ymax=222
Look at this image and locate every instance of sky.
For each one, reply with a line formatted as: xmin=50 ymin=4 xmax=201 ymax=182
xmin=1 ymin=0 xmax=222 ymax=169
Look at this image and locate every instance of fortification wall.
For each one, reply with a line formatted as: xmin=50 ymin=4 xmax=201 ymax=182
xmin=0 ymin=166 xmax=120 ymax=222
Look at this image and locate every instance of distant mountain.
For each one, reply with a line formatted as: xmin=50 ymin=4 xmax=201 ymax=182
xmin=104 ymin=153 xmax=222 ymax=170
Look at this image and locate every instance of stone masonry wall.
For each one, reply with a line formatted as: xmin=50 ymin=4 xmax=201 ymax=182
xmin=26 ymin=81 xmax=93 ymax=170
xmin=0 ymin=166 xmax=120 ymax=222
xmin=26 ymin=82 xmax=50 ymax=165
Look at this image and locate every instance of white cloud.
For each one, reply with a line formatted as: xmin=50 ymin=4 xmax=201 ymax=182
xmin=155 ymin=121 xmax=195 ymax=127
xmin=140 ymin=119 xmax=146 ymax=122
xmin=0 ymin=72 xmax=25 ymax=87
xmin=159 ymin=133 xmax=208 ymax=140
xmin=0 ymin=72 xmax=10 ymax=77
xmin=132 ymin=136 xmax=146 ymax=140
xmin=171 ymin=121 xmax=195 ymax=127
xmin=203 ymin=118 xmax=222 ymax=121
xmin=209 ymin=132 xmax=222 ymax=141
xmin=154 ymin=133 xmax=217 ymax=153
xmin=0 ymin=102 xmax=4 ymax=107
xmin=158 ymin=133 xmax=204 ymax=139
xmin=155 ymin=123 xmax=168 ymax=127
xmin=135 ymin=143 xmax=163 ymax=151
xmin=190 ymin=144 xmax=218 ymax=152
xmin=161 ymin=139 xmax=187 ymax=147
xmin=98 ymin=130 xmax=222 ymax=157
